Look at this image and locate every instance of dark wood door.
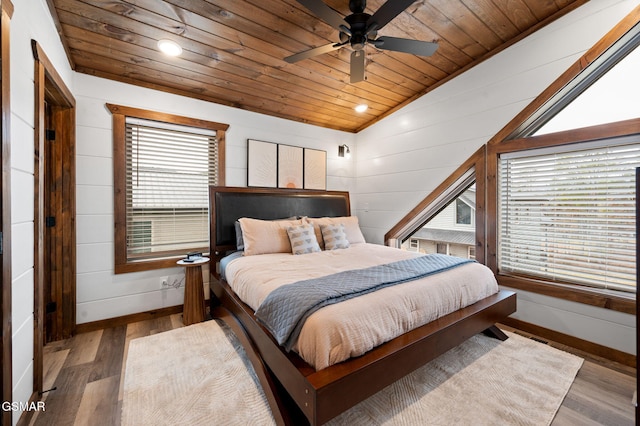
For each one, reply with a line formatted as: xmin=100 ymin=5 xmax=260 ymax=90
xmin=43 ymin=103 xmax=64 ymax=344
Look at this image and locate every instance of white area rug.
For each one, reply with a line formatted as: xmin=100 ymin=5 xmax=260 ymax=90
xmin=122 ymin=320 xmax=583 ymax=426
xmin=121 ymin=320 xmax=274 ymax=425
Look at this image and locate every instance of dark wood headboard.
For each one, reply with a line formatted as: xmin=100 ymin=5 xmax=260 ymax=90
xmin=209 ymin=186 xmax=351 ymax=255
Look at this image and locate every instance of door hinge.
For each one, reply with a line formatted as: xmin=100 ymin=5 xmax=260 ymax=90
xmin=46 ymin=129 xmax=56 ymax=141
xmin=46 ymin=302 xmax=57 ymax=314
xmin=46 ymin=216 xmax=56 ymax=227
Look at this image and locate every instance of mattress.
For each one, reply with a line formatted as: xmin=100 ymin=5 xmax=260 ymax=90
xmin=223 ymin=243 xmax=499 ymax=370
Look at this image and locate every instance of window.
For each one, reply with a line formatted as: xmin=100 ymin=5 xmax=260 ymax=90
xmin=468 ymin=246 xmax=476 ymax=260
xmin=455 ymin=198 xmax=472 ymax=225
xmin=486 ymin=20 xmax=639 ymax=313
xmin=533 ymin=45 xmax=640 ymax=135
xmin=387 ymin=148 xmax=484 ymax=262
xmin=507 ymin=24 xmax=640 ymax=139
xmin=436 ymin=243 xmax=448 ymax=254
xmin=126 ymin=119 xmax=215 ymax=254
xmin=498 ymin=139 xmax=638 ymax=293
xmin=108 ymin=104 xmax=228 ymax=273
xmin=399 ymin=183 xmax=477 ymax=259
xmin=129 ymin=220 xmax=152 ymax=254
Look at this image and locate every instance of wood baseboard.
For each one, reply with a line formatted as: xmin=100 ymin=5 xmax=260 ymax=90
xmin=75 ymin=305 xmax=184 ymax=335
xmin=500 ymin=317 xmax=636 ymax=368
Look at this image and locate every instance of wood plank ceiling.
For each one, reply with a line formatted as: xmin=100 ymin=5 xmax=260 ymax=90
xmin=47 ymin=0 xmax=587 ymax=132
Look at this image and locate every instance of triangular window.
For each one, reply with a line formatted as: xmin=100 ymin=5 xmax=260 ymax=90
xmin=534 ymin=45 xmax=640 ymax=135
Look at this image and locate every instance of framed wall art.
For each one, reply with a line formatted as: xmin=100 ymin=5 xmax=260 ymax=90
xmin=247 ymin=139 xmax=277 ymax=187
xmin=278 ymin=144 xmax=303 ymax=189
xmin=304 ymin=148 xmax=327 ymax=190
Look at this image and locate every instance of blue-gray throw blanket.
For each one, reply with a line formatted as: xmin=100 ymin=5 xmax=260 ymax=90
xmin=255 ymin=253 xmax=474 ymax=351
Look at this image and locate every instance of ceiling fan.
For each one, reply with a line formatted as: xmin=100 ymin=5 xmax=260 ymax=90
xmin=284 ymin=0 xmax=439 ymax=83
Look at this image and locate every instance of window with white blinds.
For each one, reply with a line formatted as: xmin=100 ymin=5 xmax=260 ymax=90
xmin=125 ymin=118 xmax=218 ymax=258
xmin=498 ymin=138 xmax=639 ymax=293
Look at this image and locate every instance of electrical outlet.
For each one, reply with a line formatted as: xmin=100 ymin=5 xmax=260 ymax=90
xmin=160 ymin=276 xmax=169 ymax=288
xmin=169 ymin=274 xmax=185 ymax=288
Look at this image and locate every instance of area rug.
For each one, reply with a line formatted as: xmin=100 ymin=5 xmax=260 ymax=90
xmin=121 ymin=320 xmax=583 ymax=426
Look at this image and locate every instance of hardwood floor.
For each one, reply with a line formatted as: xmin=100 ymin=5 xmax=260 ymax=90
xmin=500 ymin=325 xmax=637 ymax=426
xmin=21 ymin=315 xmax=635 ymax=426
xmin=25 ymin=314 xmax=183 ymax=426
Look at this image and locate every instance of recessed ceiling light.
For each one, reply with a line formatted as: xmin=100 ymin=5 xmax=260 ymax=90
xmin=157 ymin=39 xmax=182 ymax=57
xmin=354 ymin=104 xmax=368 ymax=113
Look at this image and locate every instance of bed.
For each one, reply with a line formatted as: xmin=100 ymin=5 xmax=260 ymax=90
xmin=209 ymin=186 xmax=516 ymax=425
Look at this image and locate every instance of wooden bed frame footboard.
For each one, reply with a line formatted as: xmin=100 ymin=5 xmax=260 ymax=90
xmin=207 ymin=186 xmax=517 ymax=425
xmin=211 ymin=280 xmax=516 ymax=425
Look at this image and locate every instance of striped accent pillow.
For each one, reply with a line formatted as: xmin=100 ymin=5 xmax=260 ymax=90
xmin=286 ymin=224 xmax=321 ymax=255
xmin=320 ymin=223 xmax=350 ymax=250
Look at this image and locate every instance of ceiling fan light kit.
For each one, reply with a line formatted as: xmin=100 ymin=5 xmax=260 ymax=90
xmin=285 ymin=0 xmax=439 ymax=83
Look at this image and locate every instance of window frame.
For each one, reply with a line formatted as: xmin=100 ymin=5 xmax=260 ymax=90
xmin=436 ymin=243 xmax=449 ymax=255
xmin=483 ymin=14 xmax=640 ymax=315
xmin=468 ymin=246 xmax=476 ymax=260
xmin=487 ymin=118 xmax=639 ymax=314
xmin=455 ymin=198 xmax=473 ymax=226
xmin=497 ymin=137 xmax=637 ymax=293
xmin=108 ymin=104 xmax=228 ymax=273
xmin=384 ymin=146 xmax=485 ymax=263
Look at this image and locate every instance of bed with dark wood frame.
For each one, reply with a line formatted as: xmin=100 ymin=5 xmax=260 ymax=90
xmin=208 ymin=186 xmax=517 ymax=425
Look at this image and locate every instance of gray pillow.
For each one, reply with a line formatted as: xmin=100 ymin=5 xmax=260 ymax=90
xmin=287 ymin=223 xmax=321 ymax=255
xmin=234 ymin=221 xmax=244 ymax=250
xmin=320 ymin=223 xmax=350 ymax=250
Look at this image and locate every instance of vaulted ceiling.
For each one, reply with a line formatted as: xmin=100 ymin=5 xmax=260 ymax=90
xmin=46 ymin=0 xmax=587 ymax=132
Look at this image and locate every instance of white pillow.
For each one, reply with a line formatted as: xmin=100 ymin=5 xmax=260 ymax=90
xmin=287 ymin=224 xmax=321 ymax=255
xmin=235 ymin=216 xmax=298 ymax=251
xmin=305 ymin=216 xmax=365 ymax=249
xmin=320 ymin=223 xmax=350 ymax=250
xmin=238 ymin=217 xmax=304 ymax=256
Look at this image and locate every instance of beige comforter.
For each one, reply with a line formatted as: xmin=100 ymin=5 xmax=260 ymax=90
xmin=224 ymin=243 xmax=499 ymax=370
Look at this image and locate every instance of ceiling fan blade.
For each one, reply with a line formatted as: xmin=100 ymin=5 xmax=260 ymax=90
xmin=368 ymin=0 xmax=418 ymax=30
xmin=350 ymin=50 xmax=365 ymax=83
xmin=296 ymin=0 xmax=348 ymax=31
xmin=284 ymin=43 xmax=344 ymax=63
xmin=374 ymin=36 xmax=438 ymax=56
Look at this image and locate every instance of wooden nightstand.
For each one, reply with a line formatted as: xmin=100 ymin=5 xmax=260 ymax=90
xmin=177 ymin=257 xmax=210 ymax=325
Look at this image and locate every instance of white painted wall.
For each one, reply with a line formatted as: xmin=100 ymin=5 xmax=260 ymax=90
xmin=353 ymin=0 xmax=638 ymax=355
xmin=5 ymin=1 xmax=637 ymax=422
xmin=503 ymin=286 xmax=636 ymax=355
xmin=73 ymin=74 xmax=356 ymax=325
xmin=354 ymin=0 xmax=638 ymax=242
xmin=9 ymin=0 xmax=74 ymax=423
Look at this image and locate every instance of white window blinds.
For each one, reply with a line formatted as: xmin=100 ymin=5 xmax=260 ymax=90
xmin=498 ymin=139 xmax=639 ymax=293
xmin=125 ymin=118 xmax=218 ymax=258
